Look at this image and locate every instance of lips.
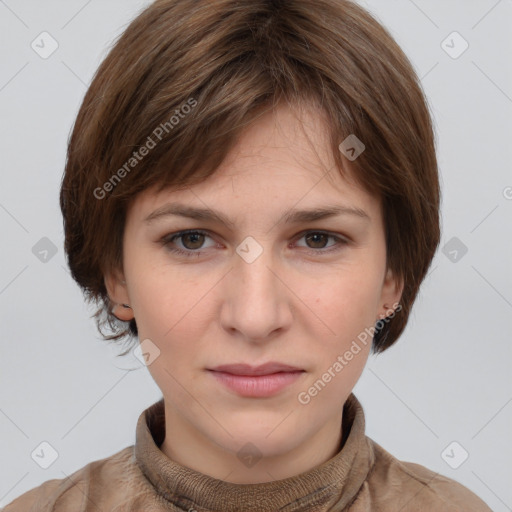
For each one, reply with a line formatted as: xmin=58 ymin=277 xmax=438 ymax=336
xmin=209 ymin=362 xmax=303 ymax=376
xmin=207 ymin=363 xmax=305 ymax=398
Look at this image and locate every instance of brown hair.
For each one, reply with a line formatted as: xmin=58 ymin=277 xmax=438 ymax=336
xmin=60 ymin=0 xmax=440 ymax=355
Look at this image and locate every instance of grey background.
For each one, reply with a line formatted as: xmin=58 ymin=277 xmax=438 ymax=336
xmin=1 ymin=0 xmax=511 ymax=509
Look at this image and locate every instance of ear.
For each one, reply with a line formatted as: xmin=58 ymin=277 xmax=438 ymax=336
xmin=377 ymin=267 xmax=404 ymax=320
xmin=104 ymin=269 xmax=134 ymax=322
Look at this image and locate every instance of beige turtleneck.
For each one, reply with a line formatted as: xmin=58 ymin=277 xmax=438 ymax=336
xmin=3 ymin=394 xmax=492 ymax=511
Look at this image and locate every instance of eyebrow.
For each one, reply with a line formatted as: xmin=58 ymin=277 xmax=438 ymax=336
xmin=144 ymin=203 xmax=371 ymax=228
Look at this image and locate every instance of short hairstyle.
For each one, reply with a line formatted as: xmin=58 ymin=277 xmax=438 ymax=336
xmin=60 ymin=0 xmax=440 ymax=355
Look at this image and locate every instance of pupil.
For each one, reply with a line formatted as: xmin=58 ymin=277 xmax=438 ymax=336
xmin=185 ymin=233 xmax=204 ymax=249
xmin=307 ymin=233 xmax=327 ymax=248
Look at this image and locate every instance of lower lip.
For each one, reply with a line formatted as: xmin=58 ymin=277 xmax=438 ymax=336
xmin=209 ymin=370 xmax=304 ymax=398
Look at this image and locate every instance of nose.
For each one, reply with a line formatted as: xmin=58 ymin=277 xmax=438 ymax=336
xmin=219 ymin=241 xmax=293 ymax=343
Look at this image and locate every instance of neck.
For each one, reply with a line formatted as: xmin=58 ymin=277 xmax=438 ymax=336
xmin=160 ymin=404 xmax=344 ymax=483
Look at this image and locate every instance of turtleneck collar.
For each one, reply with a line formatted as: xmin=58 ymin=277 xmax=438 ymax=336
xmin=135 ymin=393 xmax=374 ymax=512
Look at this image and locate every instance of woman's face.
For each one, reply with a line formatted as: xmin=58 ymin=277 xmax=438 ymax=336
xmin=107 ymin=102 xmax=402 ymax=482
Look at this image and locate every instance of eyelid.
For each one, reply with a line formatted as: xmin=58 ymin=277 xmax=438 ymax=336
xmin=291 ymin=229 xmax=351 ymax=245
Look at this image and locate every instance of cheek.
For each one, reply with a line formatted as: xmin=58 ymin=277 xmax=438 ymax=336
xmin=123 ymin=255 xmax=167 ymax=341
xmin=128 ymin=264 xmax=210 ymax=350
xmin=308 ymin=270 xmax=382 ymax=338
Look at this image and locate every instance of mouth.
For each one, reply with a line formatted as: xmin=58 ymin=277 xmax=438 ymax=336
xmin=207 ymin=363 xmax=305 ymax=397
xmin=208 ymin=362 xmax=304 ymax=376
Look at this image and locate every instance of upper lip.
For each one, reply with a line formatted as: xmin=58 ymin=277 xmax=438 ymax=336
xmin=208 ymin=363 xmax=304 ymax=376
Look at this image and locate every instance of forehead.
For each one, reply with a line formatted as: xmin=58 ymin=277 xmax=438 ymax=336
xmin=218 ymin=101 xmax=345 ymax=182
xmin=128 ymin=102 xmax=381 ymax=222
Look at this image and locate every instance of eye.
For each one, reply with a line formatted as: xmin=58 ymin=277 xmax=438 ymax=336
xmin=160 ymin=229 xmax=349 ymax=258
xmin=294 ymin=231 xmax=344 ymax=251
xmin=161 ymin=230 xmax=215 ymax=257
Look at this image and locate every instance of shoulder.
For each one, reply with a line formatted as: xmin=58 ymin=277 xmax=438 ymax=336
xmin=2 ymin=478 xmax=60 ymax=512
xmin=356 ymin=439 xmax=492 ymax=512
xmin=2 ymin=446 xmax=148 ymax=512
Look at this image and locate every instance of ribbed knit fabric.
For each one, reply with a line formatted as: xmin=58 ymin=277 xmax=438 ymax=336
xmin=135 ymin=393 xmax=371 ymax=511
xmin=3 ymin=393 xmax=493 ymax=511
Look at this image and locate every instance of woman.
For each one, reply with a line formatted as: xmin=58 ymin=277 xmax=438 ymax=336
xmin=4 ymin=0 xmax=492 ymax=510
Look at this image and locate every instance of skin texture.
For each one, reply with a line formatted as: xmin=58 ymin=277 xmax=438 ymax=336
xmin=105 ymin=101 xmax=403 ymax=484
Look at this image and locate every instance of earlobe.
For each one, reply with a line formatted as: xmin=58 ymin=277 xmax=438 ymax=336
xmin=112 ymin=303 xmax=134 ymax=322
xmin=104 ymin=271 xmax=134 ymax=321
xmin=379 ymin=267 xmax=404 ymax=318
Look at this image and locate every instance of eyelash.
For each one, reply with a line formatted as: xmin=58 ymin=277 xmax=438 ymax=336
xmin=160 ymin=229 xmax=349 ymax=258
